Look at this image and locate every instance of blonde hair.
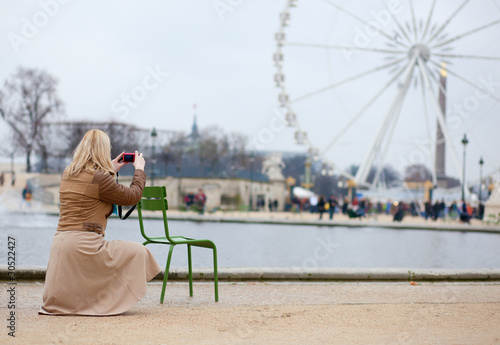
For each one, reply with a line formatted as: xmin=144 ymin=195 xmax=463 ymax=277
xmin=65 ymin=129 xmax=116 ymax=176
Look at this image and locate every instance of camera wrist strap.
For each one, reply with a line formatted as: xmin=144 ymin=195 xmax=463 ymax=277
xmin=118 ymin=204 xmax=136 ymax=220
xmin=115 ymin=172 xmax=136 ymax=220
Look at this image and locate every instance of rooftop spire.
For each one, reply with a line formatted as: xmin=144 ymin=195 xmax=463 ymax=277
xmin=189 ymin=103 xmax=199 ymax=140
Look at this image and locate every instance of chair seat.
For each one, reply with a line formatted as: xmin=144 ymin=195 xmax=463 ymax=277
xmin=144 ymin=236 xmax=216 ymax=248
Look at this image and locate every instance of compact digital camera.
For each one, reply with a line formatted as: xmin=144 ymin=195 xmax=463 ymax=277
xmin=119 ymin=153 xmax=135 ymax=163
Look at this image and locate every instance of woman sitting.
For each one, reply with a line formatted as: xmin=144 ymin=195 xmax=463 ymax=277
xmin=39 ymin=129 xmax=161 ymax=316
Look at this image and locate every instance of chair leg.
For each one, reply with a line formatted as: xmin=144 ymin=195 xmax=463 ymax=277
xmin=212 ymin=245 xmax=219 ymax=302
xmin=187 ymin=244 xmax=193 ymax=297
xmin=160 ymin=244 xmax=175 ymax=304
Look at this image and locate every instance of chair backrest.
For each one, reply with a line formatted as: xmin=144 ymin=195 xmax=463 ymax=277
xmin=137 ymin=186 xmax=173 ymax=242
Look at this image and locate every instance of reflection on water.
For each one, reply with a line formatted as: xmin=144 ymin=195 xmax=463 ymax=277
xmin=1 ymin=213 xmax=500 ymax=269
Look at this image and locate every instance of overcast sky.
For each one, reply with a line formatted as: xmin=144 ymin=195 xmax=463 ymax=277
xmin=1 ymin=0 xmax=499 ymax=183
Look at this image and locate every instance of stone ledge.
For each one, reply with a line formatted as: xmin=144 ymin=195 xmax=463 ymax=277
xmin=1 ymin=266 xmax=500 ymax=282
xmin=126 ymin=214 xmax=500 ymax=234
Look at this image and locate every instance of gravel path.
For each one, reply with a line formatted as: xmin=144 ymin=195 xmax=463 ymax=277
xmin=2 ymin=281 xmax=500 ymax=344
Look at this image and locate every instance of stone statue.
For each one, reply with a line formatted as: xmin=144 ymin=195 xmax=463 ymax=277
xmin=484 ymin=180 xmax=500 ymax=221
xmin=262 ymin=153 xmax=286 ymax=181
xmin=487 ymin=181 xmax=500 ymax=203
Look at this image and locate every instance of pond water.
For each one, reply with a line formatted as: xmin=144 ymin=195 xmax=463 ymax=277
xmin=1 ymin=213 xmax=499 ymax=269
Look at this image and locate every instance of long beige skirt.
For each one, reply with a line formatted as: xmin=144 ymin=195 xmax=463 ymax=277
xmin=39 ymin=230 xmax=161 ymax=316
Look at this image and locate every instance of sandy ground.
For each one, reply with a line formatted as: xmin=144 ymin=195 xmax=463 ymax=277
xmin=1 ymin=281 xmax=500 ymax=345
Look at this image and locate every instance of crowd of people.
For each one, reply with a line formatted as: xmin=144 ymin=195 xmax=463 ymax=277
xmin=255 ymin=198 xmax=279 ymax=212
xmin=290 ymin=194 xmax=481 ymax=223
xmin=180 ymin=188 xmax=481 ymax=223
xmin=184 ymin=189 xmax=207 ymax=214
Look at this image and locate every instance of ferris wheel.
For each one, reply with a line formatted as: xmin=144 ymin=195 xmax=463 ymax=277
xmin=274 ymin=0 xmax=500 ymax=188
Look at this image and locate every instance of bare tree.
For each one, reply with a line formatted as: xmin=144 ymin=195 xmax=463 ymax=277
xmin=0 ymin=132 xmax=19 ymax=174
xmin=0 ymin=67 xmax=64 ymax=172
xmin=199 ymin=126 xmax=224 ymax=175
xmin=313 ymin=173 xmax=338 ymax=196
xmin=52 ymin=121 xmax=140 ymax=159
xmin=162 ymin=131 xmax=187 ymax=166
xmin=378 ymin=165 xmax=401 ymax=187
xmin=227 ymin=132 xmax=248 ymax=175
xmin=282 ymin=155 xmax=307 ymax=183
xmin=104 ymin=122 xmax=140 ymax=158
xmin=36 ymin=123 xmax=66 ymax=173
xmin=60 ymin=122 xmax=94 ymax=157
xmin=404 ymin=164 xmax=433 ymax=182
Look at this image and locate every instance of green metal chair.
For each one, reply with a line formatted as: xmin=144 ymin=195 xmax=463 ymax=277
xmin=137 ymin=186 xmax=219 ymax=303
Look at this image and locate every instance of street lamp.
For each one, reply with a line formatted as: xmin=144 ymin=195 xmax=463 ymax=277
xmin=461 ymin=134 xmax=468 ymax=201
xmin=151 ymin=127 xmax=157 ymax=186
xmin=249 ymin=151 xmax=255 ymax=211
xmin=479 ymin=156 xmax=484 ymax=218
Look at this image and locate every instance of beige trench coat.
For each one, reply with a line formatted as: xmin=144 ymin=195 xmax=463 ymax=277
xmin=39 ymin=168 xmax=161 ymax=316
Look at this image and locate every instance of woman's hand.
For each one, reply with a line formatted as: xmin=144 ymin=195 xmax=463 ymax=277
xmin=112 ymin=152 xmax=127 ymax=173
xmin=133 ymin=151 xmax=145 ymax=171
